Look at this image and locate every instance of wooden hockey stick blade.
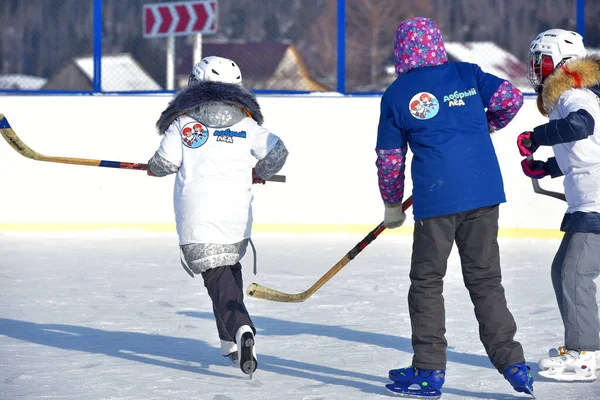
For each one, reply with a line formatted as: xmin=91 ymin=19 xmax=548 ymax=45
xmin=247 ymin=196 xmax=414 ymax=303
xmin=0 ymin=113 xmax=286 ymax=181
xmin=0 ymin=114 xmax=147 ymax=170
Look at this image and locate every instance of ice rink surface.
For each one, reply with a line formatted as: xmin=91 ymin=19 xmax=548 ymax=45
xmin=1 ymin=231 xmax=599 ymax=400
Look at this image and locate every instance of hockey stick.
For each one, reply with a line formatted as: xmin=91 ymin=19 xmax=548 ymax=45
xmin=0 ymin=114 xmax=147 ymax=170
xmin=246 ymin=196 xmax=414 ymax=303
xmin=530 ymin=176 xmax=566 ymax=202
xmin=0 ymin=114 xmax=285 ymax=182
xmin=522 ymin=139 xmax=566 ymax=202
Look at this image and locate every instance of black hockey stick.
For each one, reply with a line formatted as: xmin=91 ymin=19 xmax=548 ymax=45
xmin=522 ymin=138 xmax=566 ymax=202
xmin=530 ymin=174 xmax=566 ymax=202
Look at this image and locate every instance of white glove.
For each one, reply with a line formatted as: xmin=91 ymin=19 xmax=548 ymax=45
xmin=383 ymin=203 xmax=406 ymax=229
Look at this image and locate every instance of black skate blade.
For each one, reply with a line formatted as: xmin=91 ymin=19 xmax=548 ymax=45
xmin=240 ymin=332 xmax=257 ymax=379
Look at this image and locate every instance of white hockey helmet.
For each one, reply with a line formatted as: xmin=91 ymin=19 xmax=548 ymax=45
xmin=528 ymin=29 xmax=587 ymax=93
xmin=189 ymin=56 xmax=242 ymax=85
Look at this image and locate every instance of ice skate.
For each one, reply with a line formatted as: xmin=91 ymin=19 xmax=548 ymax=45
xmin=386 ymin=366 xmax=445 ymax=398
xmin=503 ymin=363 xmax=534 ymax=397
xmin=235 ymin=325 xmax=258 ymax=379
xmin=539 ymin=348 xmax=596 ymax=382
xmin=547 ymin=346 xmax=600 ymax=370
xmin=220 ymin=340 xmax=238 ymax=365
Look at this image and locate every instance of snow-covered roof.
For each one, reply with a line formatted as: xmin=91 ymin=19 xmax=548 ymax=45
xmin=380 ymin=41 xmax=533 ymax=93
xmin=75 ymin=54 xmax=162 ymax=91
xmin=444 ymin=41 xmax=528 ymax=83
xmin=0 ymin=74 xmax=47 ymax=90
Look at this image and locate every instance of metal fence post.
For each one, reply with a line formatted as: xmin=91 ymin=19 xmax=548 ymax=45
xmin=166 ymin=36 xmax=175 ymax=90
xmin=93 ymin=0 xmax=103 ymax=93
xmin=337 ymin=0 xmax=345 ymax=94
xmin=576 ymin=0 xmax=585 ymax=40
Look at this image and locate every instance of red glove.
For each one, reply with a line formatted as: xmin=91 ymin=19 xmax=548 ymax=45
xmin=252 ymin=168 xmax=265 ymax=185
xmin=517 ymin=131 xmax=539 ymax=157
xmin=521 ymin=158 xmax=548 ymax=179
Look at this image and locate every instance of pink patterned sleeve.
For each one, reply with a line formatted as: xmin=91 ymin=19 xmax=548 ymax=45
xmin=376 ymin=146 xmax=407 ymax=205
xmin=486 ymin=81 xmax=523 ymax=132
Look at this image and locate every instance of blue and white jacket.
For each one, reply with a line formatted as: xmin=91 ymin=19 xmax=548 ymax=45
xmin=531 ymin=56 xmax=600 ymax=233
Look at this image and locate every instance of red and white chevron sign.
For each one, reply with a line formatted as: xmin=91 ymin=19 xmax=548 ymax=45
xmin=143 ymin=1 xmax=217 ymax=38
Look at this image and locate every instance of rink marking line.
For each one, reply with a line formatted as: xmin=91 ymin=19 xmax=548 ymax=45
xmin=0 ymin=223 xmax=563 ymax=238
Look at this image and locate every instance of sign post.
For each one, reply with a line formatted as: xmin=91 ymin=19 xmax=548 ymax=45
xmin=166 ymin=36 xmax=175 ymax=90
xmin=143 ymin=1 xmax=218 ymax=89
xmin=194 ymin=34 xmax=202 ymax=66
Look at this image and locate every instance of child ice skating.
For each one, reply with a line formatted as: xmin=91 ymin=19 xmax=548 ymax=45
xmin=376 ymin=17 xmax=533 ymax=397
xmin=147 ymin=56 xmax=288 ymax=378
xmin=518 ymin=29 xmax=600 ymax=382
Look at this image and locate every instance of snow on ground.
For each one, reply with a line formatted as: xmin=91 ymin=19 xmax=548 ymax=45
xmin=1 ymin=231 xmax=599 ymax=400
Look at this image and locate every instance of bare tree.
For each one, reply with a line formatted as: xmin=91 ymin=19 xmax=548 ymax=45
xmin=304 ymin=0 xmax=338 ymax=88
xmin=1 ymin=0 xmax=597 ymax=91
xmin=344 ymin=0 xmax=433 ymax=90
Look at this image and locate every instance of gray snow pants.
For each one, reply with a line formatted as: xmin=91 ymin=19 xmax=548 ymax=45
xmin=201 ymin=263 xmax=255 ymax=342
xmin=409 ymin=205 xmax=525 ymax=373
xmin=551 ymin=232 xmax=600 ymax=351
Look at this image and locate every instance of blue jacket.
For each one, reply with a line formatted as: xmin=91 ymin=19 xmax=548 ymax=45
xmin=377 ymin=62 xmax=516 ymax=220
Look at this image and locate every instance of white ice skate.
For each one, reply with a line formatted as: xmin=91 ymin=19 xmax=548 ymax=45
xmin=547 ymin=346 xmax=600 ymax=370
xmin=235 ymin=325 xmax=258 ymax=379
xmin=220 ymin=340 xmax=238 ymax=365
xmin=539 ymin=347 xmax=597 ymax=382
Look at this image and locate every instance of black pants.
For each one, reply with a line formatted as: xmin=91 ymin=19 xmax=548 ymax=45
xmin=409 ymin=205 xmax=524 ymax=373
xmin=201 ymin=263 xmax=255 ymax=342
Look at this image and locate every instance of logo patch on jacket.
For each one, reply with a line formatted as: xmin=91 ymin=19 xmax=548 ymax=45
xmin=181 ymin=122 xmax=208 ymax=148
xmin=213 ymin=129 xmax=247 ymax=144
xmin=409 ymin=92 xmax=439 ymax=120
xmin=443 ymin=88 xmax=477 ymax=107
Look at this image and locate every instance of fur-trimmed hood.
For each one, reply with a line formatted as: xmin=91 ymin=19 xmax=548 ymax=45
xmin=542 ymin=55 xmax=600 ymax=113
xmin=156 ymin=81 xmax=264 ymax=134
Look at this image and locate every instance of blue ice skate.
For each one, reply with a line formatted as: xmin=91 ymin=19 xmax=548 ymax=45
xmin=503 ymin=363 xmax=534 ymax=397
xmin=386 ymin=366 xmax=445 ymax=398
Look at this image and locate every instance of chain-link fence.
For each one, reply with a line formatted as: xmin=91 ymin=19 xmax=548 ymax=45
xmin=584 ymin=0 xmax=600 ymax=53
xmin=0 ymin=0 xmax=93 ymax=91
xmin=0 ymin=0 xmax=592 ymax=94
